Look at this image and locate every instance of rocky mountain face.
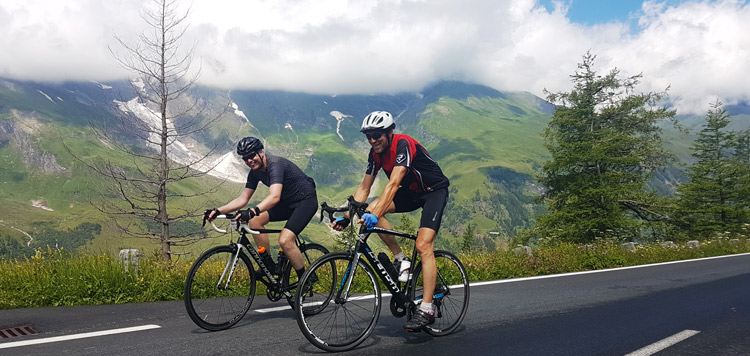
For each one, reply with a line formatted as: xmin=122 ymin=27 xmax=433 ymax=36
xmin=0 ymin=111 xmax=66 ymax=174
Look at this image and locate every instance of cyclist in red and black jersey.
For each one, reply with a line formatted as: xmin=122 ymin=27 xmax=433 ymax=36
xmin=330 ymin=111 xmax=450 ymax=332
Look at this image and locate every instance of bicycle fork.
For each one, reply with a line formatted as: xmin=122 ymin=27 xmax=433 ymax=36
xmin=218 ymin=244 xmax=245 ymax=290
xmin=335 ymin=251 xmax=361 ymax=304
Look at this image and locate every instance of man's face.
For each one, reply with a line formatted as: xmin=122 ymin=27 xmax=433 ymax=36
xmin=242 ymin=150 xmax=263 ymax=170
xmin=364 ymin=130 xmax=388 ymax=154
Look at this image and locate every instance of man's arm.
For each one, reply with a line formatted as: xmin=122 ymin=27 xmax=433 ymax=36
xmin=218 ymin=188 xmax=254 ymax=214
xmin=353 ymin=174 xmax=376 ymax=204
xmin=331 ymin=174 xmax=375 ymax=229
xmin=255 ymin=183 xmax=282 ymax=212
xmin=367 ymin=166 xmax=406 ymax=218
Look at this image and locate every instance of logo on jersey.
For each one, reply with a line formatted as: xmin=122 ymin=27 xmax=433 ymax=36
xmin=396 ymin=153 xmax=406 ymax=164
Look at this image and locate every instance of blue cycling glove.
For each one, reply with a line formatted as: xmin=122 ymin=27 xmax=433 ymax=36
xmin=361 ymin=213 xmax=378 ymax=229
xmin=333 ymin=217 xmax=350 ymax=228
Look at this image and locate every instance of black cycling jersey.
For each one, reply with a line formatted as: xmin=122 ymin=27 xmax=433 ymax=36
xmin=246 ymin=154 xmax=316 ymax=203
xmin=365 ymin=134 xmax=449 ymax=193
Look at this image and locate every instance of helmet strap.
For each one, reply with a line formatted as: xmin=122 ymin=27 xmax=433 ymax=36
xmin=258 ymin=150 xmax=267 ymax=171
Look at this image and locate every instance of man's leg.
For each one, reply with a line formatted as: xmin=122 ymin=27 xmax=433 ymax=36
xmin=404 ymin=226 xmax=437 ymax=332
xmin=415 ymin=227 xmax=437 ymax=305
xmin=278 ymin=228 xmax=304 ymax=270
xmin=249 ymin=212 xmax=271 ymax=250
xmin=278 ymin=196 xmax=318 ymax=273
xmin=371 ymin=198 xmax=403 ymax=256
xmin=375 ymin=216 xmax=405 ymax=257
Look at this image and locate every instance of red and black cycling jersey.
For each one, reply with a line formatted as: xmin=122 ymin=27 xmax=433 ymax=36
xmin=365 ymin=134 xmax=449 ymax=193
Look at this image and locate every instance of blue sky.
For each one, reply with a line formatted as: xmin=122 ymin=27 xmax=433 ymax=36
xmin=540 ymin=0 xmax=645 ymax=24
xmin=1 ymin=0 xmax=748 ymax=114
xmin=539 ymin=0 xmax=689 ymax=25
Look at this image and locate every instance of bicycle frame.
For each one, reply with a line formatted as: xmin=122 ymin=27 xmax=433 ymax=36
xmin=210 ymin=215 xmax=296 ymax=296
xmin=338 ymin=225 xmax=418 ymax=309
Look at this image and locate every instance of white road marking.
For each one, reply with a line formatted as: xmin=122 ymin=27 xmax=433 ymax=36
xmin=471 ymin=252 xmax=750 ymax=287
xmin=253 ymin=253 xmax=750 ymax=313
xmin=625 ymin=329 xmax=700 ymax=356
xmin=0 ymin=324 xmax=161 ymax=349
xmin=255 ymin=305 xmax=293 ymax=313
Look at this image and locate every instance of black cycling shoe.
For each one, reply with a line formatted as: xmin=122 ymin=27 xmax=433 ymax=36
xmin=300 ymin=272 xmax=319 ymax=296
xmin=404 ymin=309 xmax=435 ymax=332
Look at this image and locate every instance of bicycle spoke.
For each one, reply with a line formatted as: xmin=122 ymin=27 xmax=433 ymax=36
xmin=296 ymin=253 xmax=381 ymax=352
xmin=408 ymin=250 xmax=469 ymax=336
xmin=184 ymin=246 xmax=256 ymax=331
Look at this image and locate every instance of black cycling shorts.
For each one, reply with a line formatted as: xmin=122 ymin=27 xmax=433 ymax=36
xmin=392 ymin=188 xmax=449 ymax=233
xmin=266 ymin=196 xmax=318 ymax=236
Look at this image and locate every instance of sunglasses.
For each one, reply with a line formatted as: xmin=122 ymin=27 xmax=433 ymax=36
xmin=242 ymin=152 xmax=258 ymax=161
xmin=364 ymin=131 xmax=385 ymax=140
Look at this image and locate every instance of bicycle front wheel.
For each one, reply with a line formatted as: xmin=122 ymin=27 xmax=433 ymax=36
xmin=282 ymin=243 xmax=329 ymax=309
xmin=295 ymin=252 xmax=381 ymax=352
xmin=184 ymin=245 xmax=256 ymax=331
xmin=408 ymin=250 xmax=470 ymax=336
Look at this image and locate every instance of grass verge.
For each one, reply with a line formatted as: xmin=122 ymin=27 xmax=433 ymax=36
xmin=2 ymin=239 xmax=749 ymax=309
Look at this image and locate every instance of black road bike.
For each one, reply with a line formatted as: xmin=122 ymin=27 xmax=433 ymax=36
xmin=184 ymin=214 xmax=331 ymax=331
xmin=295 ymin=196 xmax=470 ymax=352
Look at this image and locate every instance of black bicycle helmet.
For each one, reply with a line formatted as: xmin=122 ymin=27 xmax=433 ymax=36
xmin=236 ymin=136 xmax=263 ymax=156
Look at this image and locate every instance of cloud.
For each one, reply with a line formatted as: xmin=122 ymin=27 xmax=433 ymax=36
xmin=0 ymin=0 xmax=748 ymax=114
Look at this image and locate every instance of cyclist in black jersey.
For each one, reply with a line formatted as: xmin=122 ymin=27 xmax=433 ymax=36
xmin=330 ymin=111 xmax=450 ymax=332
xmin=204 ymin=137 xmax=318 ymax=279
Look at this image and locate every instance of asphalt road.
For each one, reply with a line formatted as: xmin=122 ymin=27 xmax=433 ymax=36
xmin=2 ymin=253 xmax=749 ymax=355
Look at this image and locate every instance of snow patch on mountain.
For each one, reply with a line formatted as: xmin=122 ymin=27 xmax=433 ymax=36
xmin=330 ymin=111 xmax=351 ymax=142
xmin=37 ymin=90 xmax=55 ymax=103
xmin=231 ymin=101 xmax=249 ymax=122
xmin=31 ymin=200 xmax=53 ymax=211
xmin=114 ymin=97 xmax=246 ymax=183
xmin=91 ymin=81 xmax=113 ymax=90
xmin=209 ymin=152 xmax=247 ymax=183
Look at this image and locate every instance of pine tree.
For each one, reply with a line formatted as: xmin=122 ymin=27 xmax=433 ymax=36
xmin=676 ymin=101 xmax=742 ymax=236
xmin=535 ymin=52 xmax=675 ymax=243
xmin=461 ymin=224 xmax=475 ymax=254
xmin=733 ymin=129 xmax=750 ymax=222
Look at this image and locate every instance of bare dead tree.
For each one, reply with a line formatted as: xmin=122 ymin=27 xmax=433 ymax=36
xmin=71 ymin=0 xmax=230 ymax=261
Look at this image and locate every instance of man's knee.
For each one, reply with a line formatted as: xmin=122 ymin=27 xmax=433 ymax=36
xmin=416 ymin=242 xmax=434 ymax=256
xmin=278 ymin=230 xmax=297 ymax=249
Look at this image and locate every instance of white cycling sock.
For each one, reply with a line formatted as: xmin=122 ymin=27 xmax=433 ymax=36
xmin=394 ymin=252 xmax=406 ymax=261
xmin=420 ymin=302 xmax=433 ymax=314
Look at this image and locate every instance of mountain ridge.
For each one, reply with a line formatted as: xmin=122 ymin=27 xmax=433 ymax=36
xmin=0 ymin=76 xmax=739 ymax=257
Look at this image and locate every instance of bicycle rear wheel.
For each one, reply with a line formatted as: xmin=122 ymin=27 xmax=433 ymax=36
xmin=184 ymin=245 xmax=256 ymax=331
xmin=295 ymin=252 xmax=381 ymax=352
xmin=282 ymin=243 xmax=330 ymax=309
xmin=408 ymin=250 xmax=469 ymax=336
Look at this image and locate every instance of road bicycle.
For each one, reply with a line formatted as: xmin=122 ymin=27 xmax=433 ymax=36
xmin=294 ymin=196 xmax=470 ymax=352
xmin=184 ymin=213 xmax=331 ymax=331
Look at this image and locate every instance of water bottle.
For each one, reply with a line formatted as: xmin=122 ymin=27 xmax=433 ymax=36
xmin=257 ymin=246 xmax=276 ymax=273
xmin=377 ymin=252 xmax=399 ymax=281
xmin=398 ymin=257 xmax=411 ymax=282
xmin=275 ymin=248 xmax=287 ymax=275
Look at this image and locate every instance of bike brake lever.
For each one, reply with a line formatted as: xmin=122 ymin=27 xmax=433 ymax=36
xmin=320 ymin=202 xmax=328 ymax=222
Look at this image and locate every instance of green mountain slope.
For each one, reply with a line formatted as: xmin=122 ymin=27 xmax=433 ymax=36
xmin=3 ymin=77 xmax=741 ymax=258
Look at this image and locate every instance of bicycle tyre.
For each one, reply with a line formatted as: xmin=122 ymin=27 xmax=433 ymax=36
xmin=407 ymin=250 xmax=469 ymax=336
xmin=282 ymin=243 xmax=330 ymax=309
xmin=295 ymin=252 xmax=381 ymax=352
xmin=184 ymin=245 xmax=256 ymax=331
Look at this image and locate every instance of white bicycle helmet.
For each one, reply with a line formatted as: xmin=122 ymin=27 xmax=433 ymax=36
xmin=360 ymin=111 xmax=395 ymax=132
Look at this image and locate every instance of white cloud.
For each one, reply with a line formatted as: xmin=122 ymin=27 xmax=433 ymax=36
xmin=0 ymin=0 xmax=748 ymax=114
